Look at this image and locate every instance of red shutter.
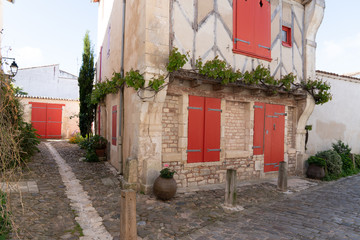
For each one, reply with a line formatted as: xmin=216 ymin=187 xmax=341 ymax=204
xmin=233 ymin=0 xmax=254 ymax=54
xmin=253 ymin=102 xmax=265 ymax=155
xmin=112 ymin=105 xmax=117 ymax=145
xmin=203 ymin=98 xmax=221 ymax=162
xmin=98 ymin=106 xmax=101 ymax=135
xmin=46 ymin=104 xmax=63 ymax=139
xmin=254 ymin=0 xmax=271 ymax=60
xmin=30 ymin=102 xmax=47 ymax=138
xmin=187 ymin=96 xmax=205 ymax=163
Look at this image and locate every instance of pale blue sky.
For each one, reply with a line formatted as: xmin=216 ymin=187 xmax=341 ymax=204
xmin=2 ymin=0 xmax=98 ymax=76
xmin=2 ymin=0 xmax=359 ymax=76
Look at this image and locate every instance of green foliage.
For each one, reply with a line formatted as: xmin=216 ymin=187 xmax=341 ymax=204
xmin=315 ymin=150 xmax=342 ymax=176
xmin=0 ymin=191 xmax=11 ymax=239
xmin=148 ymin=75 xmax=165 ymax=91
xmin=90 ymin=49 xmax=332 ymax=106
xmin=303 ymin=78 xmax=332 ymax=105
xmin=159 ymin=168 xmax=176 ymax=178
xmin=124 ymin=69 xmax=145 ymax=90
xmin=19 ymin=122 xmax=40 ymax=162
xmin=78 ymin=31 xmax=96 ymax=138
xmin=81 ymin=135 xmax=107 ymax=162
xmin=69 ymin=133 xmax=85 ymax=144
xmin=332 ymin=140 xmax=351 ymax=156
xmin=307 ymin=156 xmax=326 ymax=167
xmin=196 ymin=56 xmax=242 ymax=84
xmin=85 ymin=149 xmax=99 ymax=162
xmin=167 ymin=48 xmax=189 ymax=73
xmin=354 ymin=154 xmax=360 ymax=169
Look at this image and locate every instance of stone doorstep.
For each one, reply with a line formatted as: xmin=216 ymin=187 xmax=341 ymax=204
xmin=0 ymin=181 xmax=39 ymax=193
xmin=177 ymin=177 xmax=318 ymax=194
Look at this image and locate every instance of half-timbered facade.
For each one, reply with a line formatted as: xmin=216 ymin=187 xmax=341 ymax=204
xmin=94 ymin=0 xmax=325 ymax=192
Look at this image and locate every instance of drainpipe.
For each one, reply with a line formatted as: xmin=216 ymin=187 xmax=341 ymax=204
xmin=119 ymin=0 xmax=126 ymax=175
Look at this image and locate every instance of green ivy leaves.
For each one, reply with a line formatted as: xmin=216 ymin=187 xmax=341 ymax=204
xmin=90 ymin=48 xmax=332 ymax=106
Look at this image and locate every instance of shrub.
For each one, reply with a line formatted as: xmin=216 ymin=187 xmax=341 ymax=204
xmin=85 ymin=149 xmax=99 ymax=162
xmin=69 ymin=133 xmax=85 ymax=144
xmin=332 ymin=140 xmax=351 ymax=156
xmin=160 ymin=168 xmax=176 ymax=178
xmin=0 ymin=191 xmax=11 ymax=239
xmin=18 ymin=122 xmax=40 ymax=162
xmin=315 ymin=150 xmax=342 ymax=176
xmin=307 ymin=156 xmax=326 ymax=167
xmin=354 ymin=154 xmax=360 ymax=169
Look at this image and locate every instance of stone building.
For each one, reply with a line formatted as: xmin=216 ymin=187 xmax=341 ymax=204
xmin=93 ymin=0 xmax=325 ymax=192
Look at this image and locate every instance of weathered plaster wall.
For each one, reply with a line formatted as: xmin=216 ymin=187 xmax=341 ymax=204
xmin=171 ymin=0 xmax=305 ymax=82
xmin=13 ymin=65 xmax=79 ymax=100
xmin=307 ymin=72 xmax=360 ymax=155
xmin=19 ymin=97 xmax=80 ymax=139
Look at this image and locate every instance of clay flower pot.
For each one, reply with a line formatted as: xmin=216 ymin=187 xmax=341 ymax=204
xmin=153 ymin=176 xmax=177 ymax=201
xmin=95 ymin=148 xmax=106 ymax=158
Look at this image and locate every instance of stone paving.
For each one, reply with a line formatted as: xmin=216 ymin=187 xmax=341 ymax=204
xmin=5 ymin=140 xmax=360 ymax=239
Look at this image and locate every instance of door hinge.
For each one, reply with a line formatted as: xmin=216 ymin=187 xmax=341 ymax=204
xmin=188 ymin=107 xmax=202 ymax=110
xmin=253 ymin=105 xmax=263 ymax=109
xmin=234 ymin=38 xmax=250 ymax=45
xmin=208 ymin=108 xmax=222 ymax=112
xmin=274 ymin=112 xmax=287 ymax=116
xmin=187 ymin=149 xmax=201 ymax=153
xmin=207 ymin=149 xmax=221 ymax=152
xmin=252 ymin=146 xmax=261 ymax=149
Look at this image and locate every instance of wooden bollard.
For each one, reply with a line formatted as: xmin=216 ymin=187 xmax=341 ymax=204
xmin=277 ymin=161 xmax=288 ymax=192
xmin=225 ymin=169 xmax=237 ymax=206
xmin=120 ymin=190 xmax=137 ymax=240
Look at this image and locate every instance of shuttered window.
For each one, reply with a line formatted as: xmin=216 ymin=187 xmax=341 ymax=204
xmin=187 ymin=96 xmax=221 ymax=163
xmin=112 ymin=105 xmax=117 ymax=145
xmin=233 ymin=0 xmax=271 ymax=61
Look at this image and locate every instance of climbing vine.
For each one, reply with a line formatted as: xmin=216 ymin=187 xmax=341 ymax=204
xmin=91 ymin=48 xmax=331 ymax=105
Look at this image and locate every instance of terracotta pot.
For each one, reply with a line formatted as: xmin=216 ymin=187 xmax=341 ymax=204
xmin=306 ymin=163 xmax=325 ymax=179
xmin=95 ymin=148 xmax=106 ymax=158
xmin=153 ymin=176 xmax=177 ymax=201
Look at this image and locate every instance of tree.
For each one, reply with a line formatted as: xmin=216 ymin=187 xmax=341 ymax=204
xmin=78 ymin=31 xmax=95 ymax=138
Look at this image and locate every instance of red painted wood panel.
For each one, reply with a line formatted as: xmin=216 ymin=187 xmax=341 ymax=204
xmin=30 ymin=102 xmax=47 ymax=138
xmin=112 ymin=105 xmax=117 ymax=146
xmin=187 ymin=96 xmax=205 ymax=163
xmin=203 ymin=97 xmax=221 ymax=162
xmin=30 ymin=102 xmax=63 ymax=139
xmin=253 ymin=102 xmax=265 ymax=155
xmin=234 ymin=0 xmax=254 ymax=54
xmin=46 ymin=104 xmax=63 ymax=139
xmin=98 ymin=106 xmax=101 ymax=135
xmin=254 ymin=0 xmax=271 ymax=59
xmin=264 ymin=104 xmax=285 ymax=172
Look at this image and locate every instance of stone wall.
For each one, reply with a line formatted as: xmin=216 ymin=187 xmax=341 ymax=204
xmin=161 ymin=79 xmax=298 ymax=188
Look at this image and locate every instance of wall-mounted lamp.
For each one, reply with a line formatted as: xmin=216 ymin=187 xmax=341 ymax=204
xmin=2 ymin=57 xmax=18 ymax=77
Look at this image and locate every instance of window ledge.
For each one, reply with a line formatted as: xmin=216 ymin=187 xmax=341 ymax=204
xmin=232 ymin=49 xmax=272 ymax=62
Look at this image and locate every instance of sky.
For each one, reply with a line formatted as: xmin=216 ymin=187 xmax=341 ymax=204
xmin=1 ymin=1 xmax=359 ymax=76
xmin=1 ymin=0 xmax=98 ymax=76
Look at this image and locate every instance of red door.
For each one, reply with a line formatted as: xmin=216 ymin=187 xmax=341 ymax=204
xmin=264 ymin=104 xmax=285 ymax=172
xmin=30 ymin=102 xmax=64 ymax=139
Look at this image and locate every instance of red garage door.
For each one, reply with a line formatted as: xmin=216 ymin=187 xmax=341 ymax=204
xmin=30 ymin=102 xmax=64 ymax=139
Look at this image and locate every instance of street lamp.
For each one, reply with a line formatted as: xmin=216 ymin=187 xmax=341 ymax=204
xmin=10 ymin=60 xmax=18 ymax=76
xmin=1 ymin=57 xmax=18 ymax=77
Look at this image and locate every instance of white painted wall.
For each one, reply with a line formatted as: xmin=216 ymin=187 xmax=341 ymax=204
xmin=13 ymin=64 xmax=79 ymax=99
xmin=306 ymin=71 xmax=360 ymax=155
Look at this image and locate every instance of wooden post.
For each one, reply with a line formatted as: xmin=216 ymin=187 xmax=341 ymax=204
xmin=277 ymin=161 xmax=288 ymax=192
xmin=120 ymin=190 xmax=137 ymax=240
xmin=351 ymin=154 xmax=356 ymax=169
xmin=225 ymin=169 xmax=237 ymax=206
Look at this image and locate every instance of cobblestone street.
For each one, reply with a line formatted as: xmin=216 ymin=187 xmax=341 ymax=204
xmin=4 ymin=141 xmax=360 ymax=239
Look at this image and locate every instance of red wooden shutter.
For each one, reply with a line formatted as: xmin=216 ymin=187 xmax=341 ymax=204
xmin=203 ymin=98 xmax=221 ymax=162
xmin=253 ymin=102 xmax=265 ymax=155
xmin=46 ymin=104 xmax=63 ymax=139
xmin=30 ymin=102 xmax=47 ymax=138
xmin=112 ymin=105 xmax=117 ymax=145
xmin=98 ymin=106 xmax=101 ymax=135
xmin=233 ymin=0 xmax=254 ymax=54
xmin=254 ymin=0 xmax=271 ymax=60
xmin=187 ymin=96 xmax=205 ymax=163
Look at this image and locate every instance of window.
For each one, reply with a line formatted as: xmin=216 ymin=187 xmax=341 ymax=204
xmin=112 ymin=105 xmax=117 ymax=145
xmin=187 ymin=96 xmax=221 ymax=163
xmin=233 ymin=0 xmax=271 ymax=61
xmin=282 ymin=26 xmax=292 ymax=47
